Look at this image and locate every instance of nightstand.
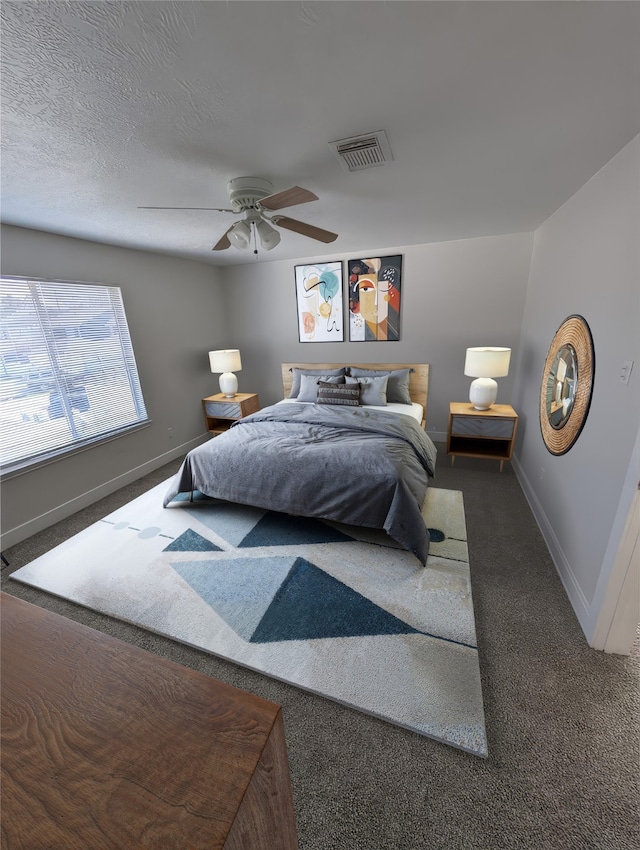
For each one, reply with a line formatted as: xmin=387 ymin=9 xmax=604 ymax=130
xmin=202 ymin=392 xmax=259 ymax=436
xmin=447 ymin=402 xmax=518 ymax=471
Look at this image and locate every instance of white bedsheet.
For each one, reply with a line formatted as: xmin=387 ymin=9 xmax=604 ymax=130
xmin=277 ymin=398 xmax=424 ymax=424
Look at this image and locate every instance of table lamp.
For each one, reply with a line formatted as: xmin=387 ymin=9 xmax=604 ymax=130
xmin=209 ymin=349 xmax=242 ymax=397
xmin=464 ymin=347 xmax=511 ymax=410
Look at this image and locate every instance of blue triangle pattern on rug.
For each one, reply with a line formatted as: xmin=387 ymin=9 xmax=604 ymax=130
xmin=163 ymin=528 xmax=223 ymax=552
xmin=170 ymin=555 xmax=420 ymax=643
xmin=171 ymin=556 xmax=295 ymax=640
xmin=251 ymin=557 xmax=421 ymax=643
xmin=238 ymin=511 xmax=355 ymax=548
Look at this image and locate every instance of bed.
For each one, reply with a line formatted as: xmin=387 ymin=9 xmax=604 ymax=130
xmin=163 ymin=363 xmax=437 ymax=564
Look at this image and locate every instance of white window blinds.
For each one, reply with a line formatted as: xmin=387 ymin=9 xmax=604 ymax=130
xmin=1 ymin=277 xmax=149 ymax=473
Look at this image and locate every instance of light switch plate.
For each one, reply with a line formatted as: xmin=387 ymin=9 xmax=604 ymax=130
xmin=620 ymin=360 xmax=634 ymax=385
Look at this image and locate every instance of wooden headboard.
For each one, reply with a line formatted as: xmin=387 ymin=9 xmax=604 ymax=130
xmin=281 ymin=363 xmax=430 ymax=425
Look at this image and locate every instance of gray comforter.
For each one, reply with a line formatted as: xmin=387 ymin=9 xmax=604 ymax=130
xmin=163 ymin=403 xmax=437 ymax=564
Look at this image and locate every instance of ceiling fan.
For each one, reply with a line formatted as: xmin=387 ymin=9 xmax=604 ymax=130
xmin=138 ymin=176 xmax=339 ymax=253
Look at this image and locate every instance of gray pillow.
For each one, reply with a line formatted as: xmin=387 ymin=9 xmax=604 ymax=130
xmin=296 ymin=373 xmax=345 ymax=403
xmin=289 ymin=366 xmax=346 ymax=398
xmin=346 ymin=374 xmax=389 ymax=406
xmin=317 ymin=381 xmax=361 ymax=406
xmin=347 ymin=367 xmax=412 ymax=405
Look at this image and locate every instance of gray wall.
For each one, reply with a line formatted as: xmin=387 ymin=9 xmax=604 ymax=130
xmin=512 ymin=136 xmax=640 ymax=643
xmin=1 ymin=226 xmax=226 ymax=544
xmin=222 ymin=233 xmax=534 ymax=438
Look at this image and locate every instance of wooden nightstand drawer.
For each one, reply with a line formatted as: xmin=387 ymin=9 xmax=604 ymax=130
xmin=204 ymin=400 xmax=244 ymax=419
xmin=202 ymin=392 xmax=260 ymax=435
xmin=450 ymin=415 xmax=515 ymax=439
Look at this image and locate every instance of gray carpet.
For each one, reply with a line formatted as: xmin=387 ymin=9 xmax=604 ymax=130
xmin=3 ymin=446 xmax=639 ymax=850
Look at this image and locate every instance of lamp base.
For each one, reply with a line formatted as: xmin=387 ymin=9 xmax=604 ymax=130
xmin=219 ymin=372 xmax=238 ymax=398
xmin=469 ymin=377 xmax=498 ymax=410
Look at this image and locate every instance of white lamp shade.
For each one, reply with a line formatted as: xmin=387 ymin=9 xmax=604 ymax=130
xmin=464 ymin=347 xmax=511 ymax=378
xmin=209 ymin=349 xmax=242 ymax=374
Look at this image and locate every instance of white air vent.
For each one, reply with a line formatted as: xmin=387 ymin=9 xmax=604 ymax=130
xmin=329 ymin=130 xmax=393 ymax=172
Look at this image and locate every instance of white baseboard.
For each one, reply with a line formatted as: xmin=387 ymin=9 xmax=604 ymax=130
xmin=511 ymin=454 xmax=591 ymax=640
xmin=1 ymin=436 xmax=207 ymax=550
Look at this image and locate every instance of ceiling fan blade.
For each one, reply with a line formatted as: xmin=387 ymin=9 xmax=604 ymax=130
xmin=138 ymin=206 xmax=234 ymax=212
xmin=212 ymin=227 xmax=233 ymax=251
xmin=259 ymin=186 xmax=318 ymax=211
xmin=274 ymin=216 xmax=338 ymax=244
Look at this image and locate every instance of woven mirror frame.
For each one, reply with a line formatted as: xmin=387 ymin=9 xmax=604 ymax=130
xmin=540 ymin=315 xmax=595 ymax=456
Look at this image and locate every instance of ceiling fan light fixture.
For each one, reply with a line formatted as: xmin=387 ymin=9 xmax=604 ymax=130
xmin=140 ymin=176 xmax=337 ymax=251
xmin=256 ymin=219 xmax=281 ymax=250
xmin=228 ymin=220 xmax=252 ymax=250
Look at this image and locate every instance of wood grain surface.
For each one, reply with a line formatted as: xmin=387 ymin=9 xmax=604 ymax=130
xmin=1 ymin=593 xmax=298 ymax=850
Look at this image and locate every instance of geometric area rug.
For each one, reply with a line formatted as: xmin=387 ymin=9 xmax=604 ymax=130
xmin=10 ymin=481 xmax=488 ymax=757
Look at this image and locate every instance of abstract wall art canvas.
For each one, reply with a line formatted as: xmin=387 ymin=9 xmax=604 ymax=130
xmin=294 ymin=262 xmax=344 ymax=342
xmin=348 ymin=255 xmax=403 ymax=341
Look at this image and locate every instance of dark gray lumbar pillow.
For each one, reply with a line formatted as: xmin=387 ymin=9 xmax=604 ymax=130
xmin=316 ymin=381 xmax=361 ymax=406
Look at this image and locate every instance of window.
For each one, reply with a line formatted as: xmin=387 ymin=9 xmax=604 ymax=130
xmin=1 ymin=276 xmax=149 ymax=474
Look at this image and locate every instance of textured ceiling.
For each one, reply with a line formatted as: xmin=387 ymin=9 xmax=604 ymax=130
xmin=2 ymin=1 xmax=639 ymax=267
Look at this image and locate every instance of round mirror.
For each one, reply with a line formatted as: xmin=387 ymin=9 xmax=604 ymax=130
xmin=540 ymin=316 xmax=594 ymax=455
xmin=546 ymin=344 xmax=577 ymax=430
